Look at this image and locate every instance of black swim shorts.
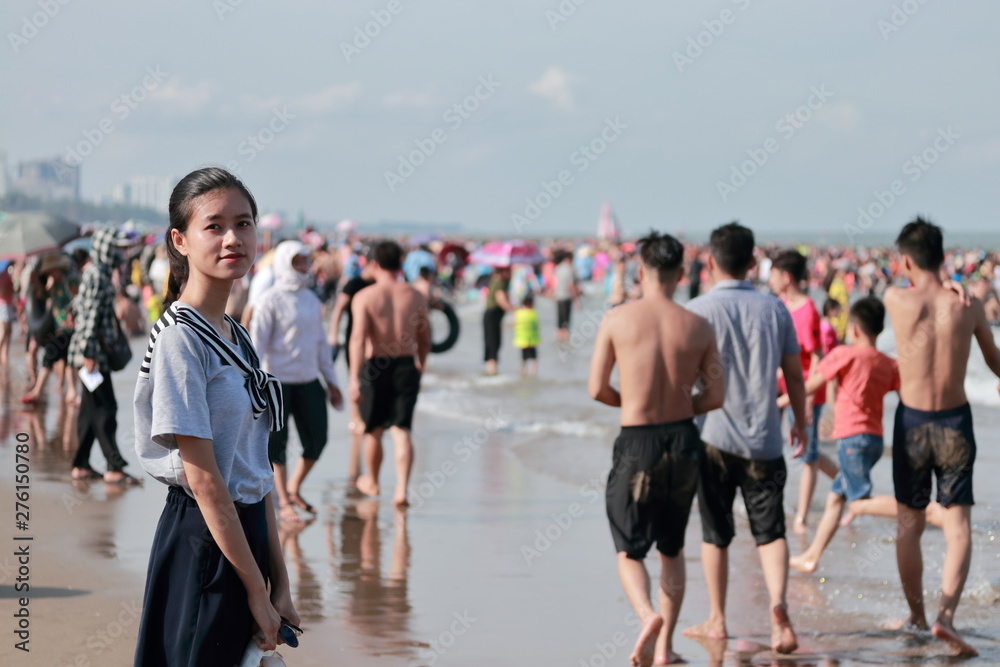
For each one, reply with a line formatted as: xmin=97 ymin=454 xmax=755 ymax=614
xmin=557 ymin=299 xmax=572 ymax=330
xmin=606 ymin=420 xmax=702 ymax=559
xmin=697 ymin=444 xmax=787 ymax=549
xmin=359 ymin=356 xmax=421 ymax=434
xmin=268 ymin=380 xmax=328 ymax=465
xmin=893 ymin=402 xmax=976 ymax=509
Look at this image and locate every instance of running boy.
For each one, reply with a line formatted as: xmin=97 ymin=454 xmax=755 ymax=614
xmin=589 ymin=231 xmax=725 ymax=667
xmin=884 ymin=218 xmax=1000 ymax=656
xmin=513 ymin=293 xmax=540 ymax=377
xmin=788 ymin=297 xmax=900 ymax=573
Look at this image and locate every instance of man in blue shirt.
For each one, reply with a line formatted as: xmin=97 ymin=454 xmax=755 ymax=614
xmin=683 ymin=222 xmax=808 ymax=655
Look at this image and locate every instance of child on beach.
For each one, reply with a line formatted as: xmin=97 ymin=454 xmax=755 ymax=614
xmin=820 ymin=298 xmax=842 ymax=353
xmin=768 ymin=250 xmax=837 ymax=534
xmin=133 ymin=167 xmax=299 ymax=664
xmin=787 ymin=297 xmax=907 ymax=574
xmin=883 ymin=218 xmax=1000 ymax=657
xmin=589 ymin=230 xmax=724 ymax=666
xmin=513 ymin=292 xmax=539 ymax=377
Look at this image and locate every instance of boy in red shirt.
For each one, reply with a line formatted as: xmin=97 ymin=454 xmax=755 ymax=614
xmin=788 ymin=297 xmax=940 ymax=573
xmin=769 ymin=250 xmax=837 ymax=533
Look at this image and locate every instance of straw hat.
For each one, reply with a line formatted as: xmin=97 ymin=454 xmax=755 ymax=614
xmin=38 ymin=253 xmax=71 ymax=274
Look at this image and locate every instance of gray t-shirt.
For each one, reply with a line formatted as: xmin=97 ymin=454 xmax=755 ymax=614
xmin=133 ymin=323 xmax=274 ymax=504
xmin=687 ymin=280 xmax=800 ymax=460
xmin=553 ymin=262 xmax=576 ymax=301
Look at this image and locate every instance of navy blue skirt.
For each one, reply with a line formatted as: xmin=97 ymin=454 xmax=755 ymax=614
xmin=134 ymin=486 xmax=270 ymax=666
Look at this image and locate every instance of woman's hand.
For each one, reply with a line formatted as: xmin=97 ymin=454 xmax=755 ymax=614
xmin=327 ymin=384 xmax=343 ymax=410
xmin=270 ymin=584 xmax=300 ymax=635
xmin=248 ymin=589 xmax=282 ymax=651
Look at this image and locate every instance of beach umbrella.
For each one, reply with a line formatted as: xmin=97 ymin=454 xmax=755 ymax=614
xmin=469 ymin=240 xmax=545 ymax=267
xmin=403 ymin=248 xmax=437 ymax=281
xmin=0 ymin=211 xmax=82 ymax=260
xmin=408 ymin=232 xmax=443 ymax=246
xmin=259 ymin=213 xmax=284 ymax=230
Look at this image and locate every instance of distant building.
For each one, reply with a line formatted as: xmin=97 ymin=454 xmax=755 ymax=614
xmin=12 ymin=157 xmax=79 ymax=201
xmin=0 ymin=149 xmax=8 ymax=198
xmin=108 ymin=175 xmax=173 ymax=213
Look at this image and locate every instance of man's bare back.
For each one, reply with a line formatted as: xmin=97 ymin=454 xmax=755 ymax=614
xmin=885 ymin=284 xmax=992 ymax=411
xmin=592 ymin=297 xmax=721 ymax=426
xmin=352 ymin=281 xmax=429 ymax=366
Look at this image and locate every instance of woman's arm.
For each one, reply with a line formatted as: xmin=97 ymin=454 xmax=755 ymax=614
xmin=176 ymin=434 xmax=282 ymax=651
xmin=263 ymin=491 xmax=300 ymax=627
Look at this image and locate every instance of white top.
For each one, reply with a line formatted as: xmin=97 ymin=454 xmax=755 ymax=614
xmin=133 ymin=322 xmax=275 ymax=504
xmin=250 ymin=286 xmax=339 ymax=387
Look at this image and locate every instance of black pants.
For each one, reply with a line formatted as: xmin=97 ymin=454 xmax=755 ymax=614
xmin=268 ymin=380 xmax=328 ymax=465
xmin=73 ymin=375 xmax=128 ymax=472
xmin=483 ymin=308 xmax=505 ymax=362
xmin=134 ymin=486 xmax=270 ymax=666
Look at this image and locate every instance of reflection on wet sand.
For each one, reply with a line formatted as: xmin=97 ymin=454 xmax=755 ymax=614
xmin=279 ymin=493 xmax=414 ymax=660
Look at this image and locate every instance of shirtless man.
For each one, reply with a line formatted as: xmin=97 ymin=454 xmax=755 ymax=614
xmin=349 ymin=241 xmax=431 ymax=507
xmin=884 ymin=218 xmax=1000 ymax=657
xmin=589 ymin=231 xmax=725 ymax=666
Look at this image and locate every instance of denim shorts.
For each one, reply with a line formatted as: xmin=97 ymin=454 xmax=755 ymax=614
xmin=830 ymin=434 xmax=884 ymax=502
xmin=788 ymin=403 xmax=825 ymax=464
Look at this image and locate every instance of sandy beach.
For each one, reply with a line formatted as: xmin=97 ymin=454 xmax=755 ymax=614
xmin=2 ymin=289 xmax=999 ymax=666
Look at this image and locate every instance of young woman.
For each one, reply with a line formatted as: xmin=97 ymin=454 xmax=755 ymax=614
xmin=133 ymin=167 xmax=299 ymax=665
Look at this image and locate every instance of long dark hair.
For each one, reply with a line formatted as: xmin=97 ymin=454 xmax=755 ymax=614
xmin=164 ymin=167 xmax=258 ymax=306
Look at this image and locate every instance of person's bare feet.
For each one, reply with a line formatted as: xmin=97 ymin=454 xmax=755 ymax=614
xmin=652 ymin=649 xmax=685 ymax=664
xmin=886 ymin=614 xmax=930 ymax=632
xmin=683 ymin=617 xmax=727 ymax=639
xmin=279 ymin=504 xmax=303 ymax=524
xmin=792 ymin=516 xmax=808 ymax=535
xmin=839 ymin=510 xmax=857 ymax=527
xmin=789 ymin=552 xmax=818 ymax=574
xmin=355 ymin=475 xmax=379 ymax=497
xmin=630 ymin=614 xmax=664 ymax=667
xmin=932 ymin=621 xmax=978 ymax=656
xmin=393 ymin=493 xmax=410 ymax=508
xmin=770 ymin=604 xmax=797 ymax=654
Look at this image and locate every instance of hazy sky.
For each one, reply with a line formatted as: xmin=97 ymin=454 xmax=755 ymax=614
xmin=3 ymin=0 xmax=998 ymax=240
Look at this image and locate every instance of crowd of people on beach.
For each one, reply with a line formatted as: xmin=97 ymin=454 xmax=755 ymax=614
xmin=2 ymin=165 xmax=1000 ymax=664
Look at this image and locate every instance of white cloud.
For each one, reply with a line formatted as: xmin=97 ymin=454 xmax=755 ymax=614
xmin=296 ymin=83 xmax=363 ymax=114
xmin=816 ymin=102 xmax=861 ymax=133
xmin=382 ymin=88 xmax=437 ymax=109
xmin=528 ymin=66 xmax=576 ymax=111
xmin=150 ymin=79 xmax=217 ymax=114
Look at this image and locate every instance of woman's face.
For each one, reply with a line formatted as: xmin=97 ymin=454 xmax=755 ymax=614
xmin=173 ymin=188 xmax=256 ymax=283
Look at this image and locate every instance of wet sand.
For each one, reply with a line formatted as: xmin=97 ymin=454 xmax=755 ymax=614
xmin=2 ymin=296 xmax=999 ymax=665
